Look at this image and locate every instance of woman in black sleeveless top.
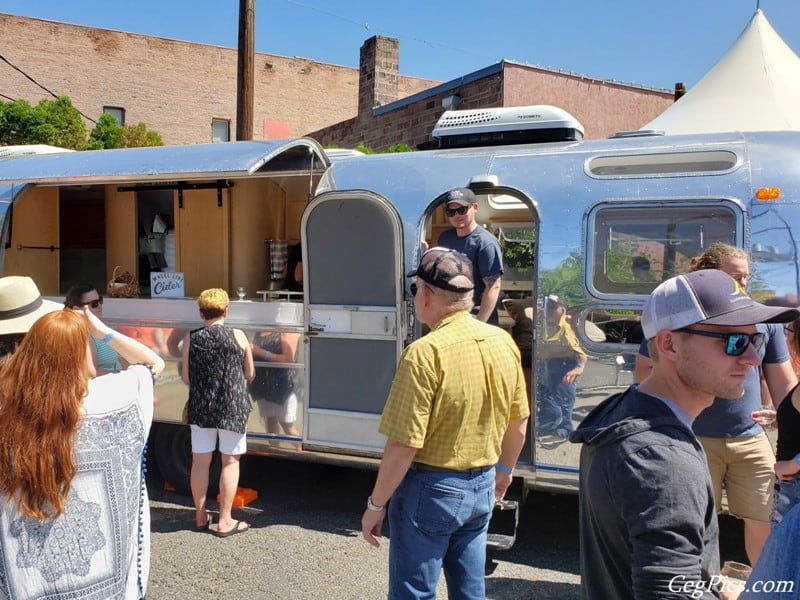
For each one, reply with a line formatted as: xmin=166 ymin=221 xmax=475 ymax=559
xmin=773 ymin=316 xmax=800 ymax=524
xmin=283 ymin=243 xmax=303 ymax=292
xmin=182 ymin=288 xmax=254 ymax=536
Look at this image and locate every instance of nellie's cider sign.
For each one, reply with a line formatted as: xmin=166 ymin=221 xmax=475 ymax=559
xmin=150 ymin=272 xmax=185 ymax=298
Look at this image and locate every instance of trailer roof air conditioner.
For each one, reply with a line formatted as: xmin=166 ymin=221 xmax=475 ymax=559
xmin=432 ymin=105 xmax=584 ymax=149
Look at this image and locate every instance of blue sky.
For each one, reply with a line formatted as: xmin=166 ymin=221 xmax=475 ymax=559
xmin=3 ymin=0 xmax=799 ymax=90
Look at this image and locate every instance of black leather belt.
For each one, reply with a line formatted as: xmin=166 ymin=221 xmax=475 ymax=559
xmin=411 ymin=462 xmax=493 ymax=476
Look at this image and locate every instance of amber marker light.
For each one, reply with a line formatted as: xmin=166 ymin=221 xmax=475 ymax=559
xmin=755 ymin=187 xmax=781 ymax=201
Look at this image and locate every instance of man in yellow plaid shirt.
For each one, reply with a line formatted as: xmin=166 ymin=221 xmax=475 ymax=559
xmin=361 ymin=247 xmax=530 ymax=600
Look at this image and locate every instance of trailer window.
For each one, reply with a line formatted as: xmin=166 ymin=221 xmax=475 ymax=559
xmin=587 ymin=150 xmax=738 ymax=177
xmin=590 ymin=204 xmax=738 ymax=296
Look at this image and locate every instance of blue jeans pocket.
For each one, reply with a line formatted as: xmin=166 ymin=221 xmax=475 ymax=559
xmin=414 ymin=482 xmax=465 ymax=536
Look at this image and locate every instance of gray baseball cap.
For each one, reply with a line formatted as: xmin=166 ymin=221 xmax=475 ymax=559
xmin=642 ymin=269 xmax=799 ymax=339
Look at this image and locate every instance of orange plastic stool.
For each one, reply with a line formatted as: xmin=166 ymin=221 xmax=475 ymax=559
xmin=217 ymin=487 xmax=258 ymax=507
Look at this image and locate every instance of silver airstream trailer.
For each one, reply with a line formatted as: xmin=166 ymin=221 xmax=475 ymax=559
xmin=310 ymin=109 xmax=800 ymax=498
xmin=1 ymin=108 xmax=799 ymax=525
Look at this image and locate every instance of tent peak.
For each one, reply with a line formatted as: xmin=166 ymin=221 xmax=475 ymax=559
xmin=638 ymin=9 xmax=800 ymax=136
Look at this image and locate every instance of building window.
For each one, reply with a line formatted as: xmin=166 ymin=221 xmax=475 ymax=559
xmin=103 ymin=106 xmax=125 ymax=126
xmin=212 ymin=119 xmax=230 ymax=143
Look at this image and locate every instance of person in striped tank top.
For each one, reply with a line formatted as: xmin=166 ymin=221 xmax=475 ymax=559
xmin=65 ymin=282 xmax=122 ymax=373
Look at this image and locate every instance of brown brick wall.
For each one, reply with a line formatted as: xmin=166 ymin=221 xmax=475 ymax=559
xmin=312 ymin=74 xmax=507 ymax=151
xmin=502 ymin=63 xmax=673 ymax=139
xmin=0 ymin=14 xmax=437 ymax=145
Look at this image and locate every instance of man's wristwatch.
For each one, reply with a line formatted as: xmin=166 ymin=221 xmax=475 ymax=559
xmin=366 ymin=495 xmax=385 ymax=512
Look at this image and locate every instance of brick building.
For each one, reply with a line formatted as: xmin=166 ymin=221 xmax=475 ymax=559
xmin=0 ymin=13 xmax=675 ymax=150
xmin=0 ymin=13 xmax=436 ymax=145
xmin=312 ymin=36 xmax=675 ymax=150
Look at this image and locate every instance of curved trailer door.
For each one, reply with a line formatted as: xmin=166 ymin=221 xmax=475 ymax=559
xmin=302 ymin=191 xmax=405 ymax=453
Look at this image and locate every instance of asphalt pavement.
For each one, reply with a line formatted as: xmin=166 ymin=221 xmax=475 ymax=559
xmin=145 ymin=454 xmax=746 ymax=599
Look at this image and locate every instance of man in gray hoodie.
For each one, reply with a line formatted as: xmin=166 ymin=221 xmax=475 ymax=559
xmin=570 ymin=269 xmax=798 ymax=599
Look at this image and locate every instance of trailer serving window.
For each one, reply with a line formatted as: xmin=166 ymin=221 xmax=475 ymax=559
xmin=589 ymin=203 xmax=739 ymax=296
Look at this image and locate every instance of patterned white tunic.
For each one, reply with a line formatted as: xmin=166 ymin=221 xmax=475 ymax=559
xmin=0 ymin=365 xmax=155 ymax=600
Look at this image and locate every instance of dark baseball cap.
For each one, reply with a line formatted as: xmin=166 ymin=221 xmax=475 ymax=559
xmin=642 ymin=269 xmax=799 ymax=339
xmin=406 ymin=247 xmax=474 ymax=292
xmin=444 ymin=187 xmax=476 ymax=207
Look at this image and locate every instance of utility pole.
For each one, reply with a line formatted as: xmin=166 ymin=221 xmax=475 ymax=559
xmin=236 ymin=0 xmax=255 ymax=140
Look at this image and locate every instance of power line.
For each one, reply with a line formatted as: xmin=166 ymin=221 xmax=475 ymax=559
xmin=0 ymin=53 xmax=60 ymax=99
xmin=0 ymin=53 xmax=96 ymax=124
xmin=283 ymin=0 xmax=496 ymax=64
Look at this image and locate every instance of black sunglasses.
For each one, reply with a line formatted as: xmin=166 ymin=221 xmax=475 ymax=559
xmin=79 ymin=297 xmax=104 ymax=309
xmin=445 ymin=206 xmax=470 ymax=217
xmin=410 ymin=283 xmax=418 ymax=297
xmin=676 ymin=328 xmax=765 ymax=356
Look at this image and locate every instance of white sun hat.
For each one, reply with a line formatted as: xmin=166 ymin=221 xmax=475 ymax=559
xmin=0 ymin=276 xmax=63 ymax=335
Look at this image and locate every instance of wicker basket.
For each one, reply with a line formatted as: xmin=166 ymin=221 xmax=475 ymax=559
xmin=107 ymin=266 xmax=139 ymax=298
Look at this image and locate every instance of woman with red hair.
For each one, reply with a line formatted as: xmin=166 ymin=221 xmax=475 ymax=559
xmin=0 ymin=307 xmax=164 ymax=599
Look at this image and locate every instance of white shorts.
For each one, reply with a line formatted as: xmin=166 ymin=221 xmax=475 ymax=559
xmin=190 ymin=425 xmax=247 ymax=455
xmin=263 ymin=392 xmax=298 ymax=423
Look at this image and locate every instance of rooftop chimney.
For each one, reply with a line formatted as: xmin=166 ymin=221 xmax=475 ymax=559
xmin=358 ymin=36 xmax=399 ymax=116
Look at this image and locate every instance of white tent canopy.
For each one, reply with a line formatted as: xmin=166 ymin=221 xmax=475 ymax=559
xmin=642 ymin=10 xmax=800 ymax=134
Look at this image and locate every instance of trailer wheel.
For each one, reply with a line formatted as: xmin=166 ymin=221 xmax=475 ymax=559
xmin=151 ymin=423 xmax=220 ymax=497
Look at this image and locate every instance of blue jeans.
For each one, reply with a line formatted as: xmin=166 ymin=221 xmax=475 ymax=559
xmin=742 ymin=502 xmax=800 ymax=598
xmin=772 ymin=476 xmax=800 ymax=525
xmin=387 ymin=465 xmax=495 ymax=600
xmin=536 ymin=358 xmax=577 ymax=435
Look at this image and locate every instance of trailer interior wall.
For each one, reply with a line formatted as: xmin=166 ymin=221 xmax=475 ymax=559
xmin=4 ymin=186 xmax=59 ymax=294
xmin=3 ymin=174 xmax=316 ymax=297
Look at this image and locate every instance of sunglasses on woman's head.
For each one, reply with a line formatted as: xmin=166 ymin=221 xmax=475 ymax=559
xmin=80 ymin=297 xmax=103 ymax=309
xmin=676 ymin=328 xmax=765 ymax=356
xmin=445 ymin=206 xmax=470 ymax=217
